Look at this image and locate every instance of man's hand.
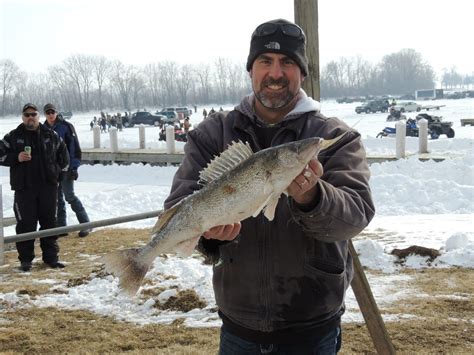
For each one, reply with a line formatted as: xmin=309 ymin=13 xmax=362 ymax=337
xmin=203 ymin=223 xmax=241 ymax=241
xmin=67 ymin=169 xmax=79 ymax=180
xmin=18 ymin=152 xmax=31 ymax=162
xmin=287 ymin=158 xmax=324 ymax=206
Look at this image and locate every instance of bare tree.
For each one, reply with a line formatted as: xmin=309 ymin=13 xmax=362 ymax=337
xmin=158 ymin=61 xmax=178 ymax=107
xmin=91 ymin=56 xmax=110 ymax=110
xmin=194 ymin=63 xmax=212 ymax=104
xmin=130 ymin=69 xmax=145 ymax=109
xmin=379 ymin=49 xmax=434 ymax=95
xmin=0 ymin=59 xmax=21 ymax=116
xmin=214 ymin=58 xmax=231 ymax=102
xmin=176 ymin=64 xmax=194 ymax=105
xmin=143 ymin=63 xmax=161 ymax=107
xmin=228 ymin=62 xmax=249 ymax=103
xmin=109 ymin=61 xmax=142 ymax=110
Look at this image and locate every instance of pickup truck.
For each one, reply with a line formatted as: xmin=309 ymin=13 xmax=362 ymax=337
xmin=124 ymin=111 xmax=165 ymax=127
xmin=156 ymin=109 xmax=180 ymax=122
xmin=355 ymin=99 xmax=390 ymax=114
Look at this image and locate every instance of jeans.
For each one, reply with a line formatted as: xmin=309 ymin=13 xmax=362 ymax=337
xmin=219 ymin=326 xmax=341 ymax=355
xmin=57 ymin=174 xmax=89 ymax=227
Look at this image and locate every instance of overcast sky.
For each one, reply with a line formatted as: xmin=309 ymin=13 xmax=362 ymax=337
xmin=1 ymin=0 xmax=473 ymax=77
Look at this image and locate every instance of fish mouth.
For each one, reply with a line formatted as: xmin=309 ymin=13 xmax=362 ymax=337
xmin=294 ymin=137 xmax=323 ymax=162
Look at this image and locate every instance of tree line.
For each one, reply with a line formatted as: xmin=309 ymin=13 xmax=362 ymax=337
xmin=0 ymin=55 xmax=252 ymax=117
xmin=1 ymin=49 xmax=472 ymax=116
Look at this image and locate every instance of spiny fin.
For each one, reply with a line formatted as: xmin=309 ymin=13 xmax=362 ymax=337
xmin=199 ymin=141 xmax=253 ymax=185
xmin=319 ymin=132 xmax=348 ymax=152
xmin=151 ymin=204 xmax=180 ymax=235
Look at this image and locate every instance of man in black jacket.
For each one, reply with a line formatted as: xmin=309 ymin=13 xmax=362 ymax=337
xmin=0 ymin=103 xmax=69 ymax=271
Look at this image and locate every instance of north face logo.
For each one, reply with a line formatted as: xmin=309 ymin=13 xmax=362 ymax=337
xmin=264 ymin=42 xmax=280 ymax=50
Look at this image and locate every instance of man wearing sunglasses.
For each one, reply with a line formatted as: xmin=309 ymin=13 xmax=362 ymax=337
xmin=43 ymin=103 xmax=92 ymax=238
xmin=165 ymin=19 xmax=374 ymax=354
xmin=0 ymin=103 xmax=69 ymax=271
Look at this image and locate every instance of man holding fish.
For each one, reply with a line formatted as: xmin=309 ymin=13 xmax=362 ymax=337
xmin=165 ymin=19 xmax=375 ymax=354
xmin=105 ymin=18 xmax=375 ymax=355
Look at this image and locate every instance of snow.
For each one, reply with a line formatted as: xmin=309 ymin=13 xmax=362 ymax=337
xmin=0 ymin=98 xmax=473 ymax=326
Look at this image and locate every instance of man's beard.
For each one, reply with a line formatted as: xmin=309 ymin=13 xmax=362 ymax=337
xmin=25 ymin=119 xmax=37 ymax=130
xmin=254 ymin=77 xmax=296 ymax=110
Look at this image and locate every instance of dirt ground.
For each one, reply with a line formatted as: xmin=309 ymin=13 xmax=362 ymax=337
xmin=0 ymin=228 xmax=472 ymax=354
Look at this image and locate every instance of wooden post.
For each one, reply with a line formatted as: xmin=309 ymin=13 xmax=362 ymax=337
xmin=0 ymin=184 xmax=4 ymax=265
xmin=166 ymin=126 xmax=175 ymax=154
xmin=349 ymin=241 xmax=396 ymax=354
xmin=418 ymin=118 xmax=428 ymax=153
xmin=396 ymin=121 xmax=406 ymax=159
xmin=294 ymin=0 xmax=320 ymax=101
xmin=93 ymin=125 xmax=101 ymax=148
xmin=139 ymin=125 xmax=146 ymax=149
xmin=109 ymin=127 xmax=118 ymax=153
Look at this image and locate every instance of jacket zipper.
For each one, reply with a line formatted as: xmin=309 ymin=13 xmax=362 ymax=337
xmin=261 ymin=212 xmax=272 ymax=331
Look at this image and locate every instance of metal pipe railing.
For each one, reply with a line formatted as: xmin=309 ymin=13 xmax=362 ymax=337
xmin=3 ymin=209 xmax=162 ymax=244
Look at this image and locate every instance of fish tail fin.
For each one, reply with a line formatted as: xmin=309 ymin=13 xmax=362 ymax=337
xmin=102 ymin=248 xmax=151 ymax=296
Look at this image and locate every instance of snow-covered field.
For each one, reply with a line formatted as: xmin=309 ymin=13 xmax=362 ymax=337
xmin=0 ymin=98 xmax=473 ymax=327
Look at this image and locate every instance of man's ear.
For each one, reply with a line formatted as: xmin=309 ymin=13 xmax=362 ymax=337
xmin=301 ymin=74 xmax=305 ymax=82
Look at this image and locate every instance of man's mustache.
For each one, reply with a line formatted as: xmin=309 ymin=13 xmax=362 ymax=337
xmin=262 ymin=78 xmax=289 ymax=87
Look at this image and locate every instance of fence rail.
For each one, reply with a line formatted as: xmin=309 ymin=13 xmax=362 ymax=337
xmin=1 ymin=210 xmax=162 ymax=263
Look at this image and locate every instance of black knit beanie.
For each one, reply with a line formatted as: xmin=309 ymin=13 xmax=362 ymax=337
xmin=246 ymin=19 xmax=308 ymax=76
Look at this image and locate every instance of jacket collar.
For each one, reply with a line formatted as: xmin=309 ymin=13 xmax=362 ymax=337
xmin=232 ymin=89 xmax=321 ymax=137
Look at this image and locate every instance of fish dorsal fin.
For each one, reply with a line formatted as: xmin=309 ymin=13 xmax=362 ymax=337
xmin=199 ymin=141 xmax=253 ymax=185
xmin=151 ymin=204 xmax=180 ymax=235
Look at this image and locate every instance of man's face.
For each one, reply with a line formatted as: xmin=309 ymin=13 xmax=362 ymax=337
xmin=250 ymin=53 xmax=304 ymax=110
xmin=22 ymin=109 xmax=40 ymax=130
xmin=45 ymin=109 xmax=58 ymax=125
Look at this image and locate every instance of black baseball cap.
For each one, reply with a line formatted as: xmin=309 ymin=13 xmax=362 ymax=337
xmin=43 ymin=103 xmax=57 ymax=112
xmin=22 ymin=103 xmax=38 ymax=113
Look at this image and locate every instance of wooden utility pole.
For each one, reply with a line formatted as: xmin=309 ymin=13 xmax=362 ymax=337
xmin=294 ymin=0 xmax=320 ymax=101
xmin=294 ymin=1 xmax=396 ymax=353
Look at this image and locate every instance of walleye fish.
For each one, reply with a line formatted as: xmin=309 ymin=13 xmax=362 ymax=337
xmin=103 ymin=134 xmax=344 ymax=295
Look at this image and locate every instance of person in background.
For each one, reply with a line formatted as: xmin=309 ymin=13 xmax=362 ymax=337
xmin=0 ymin=103 xmax=69 ymax=271
xmin=202 ymin=108 xmax=208 ymax=119
xmin=183 ymin=116 xmax=191 ymax=134
xmin=164 ymin=19 xmax=374 ymax=354
xmin=43 ymin=103 xmax=92 ymax=238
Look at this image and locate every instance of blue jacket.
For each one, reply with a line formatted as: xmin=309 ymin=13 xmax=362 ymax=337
xmin=45 ymin=118 xmax=80 ymax=170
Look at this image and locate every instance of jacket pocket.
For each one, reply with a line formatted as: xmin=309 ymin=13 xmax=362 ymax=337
xmin=303 ymin=257 xmax=346 ymax=314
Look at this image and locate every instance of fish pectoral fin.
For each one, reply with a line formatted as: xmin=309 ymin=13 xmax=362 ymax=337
xmin=251 ymin=191 xmax=276 ymax=219
xmin=263 ymin=193 xmax=281 ymax=221
xmin=174 ymin=236 xmax=201 ymax=257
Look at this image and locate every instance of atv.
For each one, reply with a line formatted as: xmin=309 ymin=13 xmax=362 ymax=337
xmin=416 ymin=113 xmax=455 ymax=138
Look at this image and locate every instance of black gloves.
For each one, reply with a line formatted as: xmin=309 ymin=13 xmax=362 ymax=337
xmin=67 ymin=169 xmax=79 ymax=180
